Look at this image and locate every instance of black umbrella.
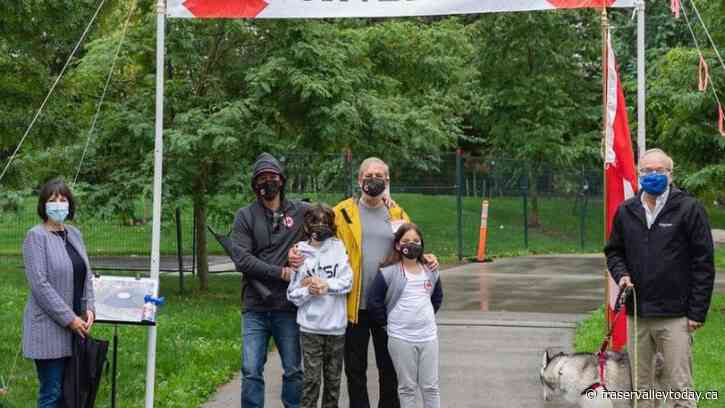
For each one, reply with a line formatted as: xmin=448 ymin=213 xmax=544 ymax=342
xmin=63 ymin=335 xmax=109 ymax=408
xmin=207 ymin=225 xmax=272 ymax=302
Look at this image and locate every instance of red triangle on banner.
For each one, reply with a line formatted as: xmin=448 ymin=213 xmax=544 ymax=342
xmin=547 ymin=0 xmax=616 ymax=8
xmin=183 ymin=0 xmax=268 ymax=18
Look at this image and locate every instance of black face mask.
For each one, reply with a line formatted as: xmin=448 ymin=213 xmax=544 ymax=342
xmin=362 ymin=178 xmax=386 ymax=197
xmin=255 ymin=180 xmax=281 ymax=201
xmin=308 ymin=224 xmax=334 ymax=242
xmin=399 ymin=243 xmax=423 ymax=260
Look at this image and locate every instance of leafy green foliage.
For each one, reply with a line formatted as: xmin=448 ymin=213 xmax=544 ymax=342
xmin=1 ymin=2 xmax=723 ymax=285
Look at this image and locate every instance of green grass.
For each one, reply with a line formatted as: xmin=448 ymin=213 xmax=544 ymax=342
xmin=706 ymin=203 xmax=725 ymax=229
xmin=2 ymin=192 xmax=724 ymax=265
xmin=0 ymin=193 xmax=350 ymax=260
xmin=574 ymin=294 xmax=725 ymax=408
xmin=0 ymin=266 xmax=242 ymax=407
xmin=399 ymin=194 xmax=607 ymax=261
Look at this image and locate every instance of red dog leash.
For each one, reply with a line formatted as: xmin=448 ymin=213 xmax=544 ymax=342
xmin=581 ymin=287 xmax=631 ymax=396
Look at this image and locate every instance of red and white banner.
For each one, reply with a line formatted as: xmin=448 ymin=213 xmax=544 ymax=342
xmin=604 ymin=31 xmax=637 ymax=352
xmin=168 ymin=0 xmax=635 ymax=19
xmin=698 ymin=54 xmax=709 ymax=92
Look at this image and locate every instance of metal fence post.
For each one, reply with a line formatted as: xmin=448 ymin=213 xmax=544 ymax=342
xmin=191 ymin=208 xmax=196 ymax=277
xmin=456 ymin=149 xmax=463 ymax=261
xmin=176 ymin=207 xmax=184 ymax=293
xmin=521 ymin=174 xmax=529 ymax=250
xmin=579 ymin=176 xmax=589 ymax=250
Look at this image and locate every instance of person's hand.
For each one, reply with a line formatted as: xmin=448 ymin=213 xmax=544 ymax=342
xmin=281 ymin=267 xmax=294 ymax=282
xmin=312 ymin=280 xmax=329 ymax=296
xmin=306 ymin=277 xmax=322 ymax=295
xmin=688 ymin=320 xmax=703 ymax=332
xmin=423 ymin=254 xmax=439 ymax=270
xmin=288 ymin=245 xmax=305 ymax=269
xmin=301 ymin=277 xmax=314 ymax=288
xmin=83 ymin=310 xmax=95 ymax=331
xmin=69 ymin=317 xmax=89 ymax=339
xmin=618 ymin=276 xmax=634 ymax=289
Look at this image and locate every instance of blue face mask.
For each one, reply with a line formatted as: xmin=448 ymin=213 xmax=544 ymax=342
xmin=46 ymin=202 xmax=69 ymax=224
xmin=639 ymin=173 xmax=669 ymax=196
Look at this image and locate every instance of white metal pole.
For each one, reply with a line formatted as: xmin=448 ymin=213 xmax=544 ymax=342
xmin=636 ymin=0 xmax=646 ymax=163
xmin=145 ymin=0 xmax=165 ymax=407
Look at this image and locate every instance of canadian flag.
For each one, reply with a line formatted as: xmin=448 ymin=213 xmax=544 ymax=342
xmin=604 ymin=31 xmax=638 ymax=352
xmin=167 ymin=0 xmax=633 ymax=19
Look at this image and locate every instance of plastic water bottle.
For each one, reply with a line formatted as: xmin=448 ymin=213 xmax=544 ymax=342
xmin=142 ymin=296 xmax=156 ymax=323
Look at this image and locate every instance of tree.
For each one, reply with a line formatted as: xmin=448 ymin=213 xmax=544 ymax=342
xmin=469 ymin=10 xmax=603 ymax=227
xmin=0 ymin=0 xmax=137 ymax=188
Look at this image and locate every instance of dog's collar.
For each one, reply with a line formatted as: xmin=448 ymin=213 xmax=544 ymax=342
xmin=580 ymin=382 xmax=609 ymax=396
xmin=580 ymin=351 xmax=610 ymax=396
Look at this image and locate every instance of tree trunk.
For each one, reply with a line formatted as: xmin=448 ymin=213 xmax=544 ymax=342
xmin=528 ymin=168 xmax=541 ymax=228
xmin=193 ymin=192 xmax=209 ymax=291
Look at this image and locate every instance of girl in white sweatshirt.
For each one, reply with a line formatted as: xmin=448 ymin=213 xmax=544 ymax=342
xmin=287 ymin=204 xmax=353 ymax=408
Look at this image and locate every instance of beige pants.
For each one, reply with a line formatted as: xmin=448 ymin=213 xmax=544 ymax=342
xmin=627 ymin=316 xmax=695 ymax=408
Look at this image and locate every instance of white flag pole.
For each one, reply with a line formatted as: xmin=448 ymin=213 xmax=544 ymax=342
xmin=636 ymin=0 xmax=646 ymax=163
xmin=145 ymin=0 xmax=165 ymax=407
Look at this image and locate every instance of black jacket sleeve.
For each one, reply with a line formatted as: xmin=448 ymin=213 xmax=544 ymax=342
xmin=366 ymin=271 xmax=389 ymax=327
xmin=604 ymin=206 xmax=629 ymax=285
xmin=684 ymin=202 xmax=715 ymax=323
xmin=431 ymin=278 xmax=443 ymax=313
xmin=230 ymin=208 xmax=283 ymax=282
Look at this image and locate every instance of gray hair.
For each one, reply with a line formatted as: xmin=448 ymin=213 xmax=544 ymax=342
xmin=641 ymin=148 xmax=674 ymax=171
xmin=358 ymin=157 xmax=389 ymax=179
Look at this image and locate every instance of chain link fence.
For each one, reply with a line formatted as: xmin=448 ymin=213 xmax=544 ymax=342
xmin=0 ymin=150 xmax=606 ymax=271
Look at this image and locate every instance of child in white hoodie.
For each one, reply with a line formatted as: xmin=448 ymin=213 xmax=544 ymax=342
xmin=287 ymin=203 xmax=353 ymax=408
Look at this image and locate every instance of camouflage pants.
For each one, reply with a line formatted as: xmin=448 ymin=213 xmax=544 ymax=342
xmin=301 ymin=332 xmax=345 ymax=408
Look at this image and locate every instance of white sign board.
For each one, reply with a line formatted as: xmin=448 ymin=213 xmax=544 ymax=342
xmin=93 ymin=276 xmax=158 ymax=325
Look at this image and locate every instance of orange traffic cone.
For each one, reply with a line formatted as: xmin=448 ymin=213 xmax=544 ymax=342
xmin=475 ymin=200 xmax=490 ymax=262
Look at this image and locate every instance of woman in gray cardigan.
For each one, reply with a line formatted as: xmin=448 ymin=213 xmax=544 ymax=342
xmin=22 ymin=179 xmax=95 ymax=408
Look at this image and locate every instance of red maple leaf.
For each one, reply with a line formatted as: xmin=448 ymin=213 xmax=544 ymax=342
xmin=183 ymin=0 xmax=268 ymax=18
xmin=547 ymin=0 xmax=616 ymax=8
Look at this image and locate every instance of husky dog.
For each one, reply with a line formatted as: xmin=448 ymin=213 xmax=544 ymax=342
xmin=540 ymin=350 xmax=632 ymax=408
xmin=540 ymin=350 xmax=664 ymax=408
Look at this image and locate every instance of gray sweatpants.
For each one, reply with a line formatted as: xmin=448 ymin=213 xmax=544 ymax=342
xmin=387 ymin=336 xmax=440 ymax=408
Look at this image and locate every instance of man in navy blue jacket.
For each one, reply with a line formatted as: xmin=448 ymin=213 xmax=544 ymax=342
xmin=605 ymin=149 xmax=714 ymax=408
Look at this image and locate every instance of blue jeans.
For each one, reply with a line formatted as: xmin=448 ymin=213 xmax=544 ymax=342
xmin=35 ymin=358 xmax=66 ymax=408
xmin=242 ymin=310 xmax=302 ymax=408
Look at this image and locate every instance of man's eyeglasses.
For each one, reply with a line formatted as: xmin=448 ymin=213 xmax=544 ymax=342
xmin=638 ymin=167 xmax=671 ymax=176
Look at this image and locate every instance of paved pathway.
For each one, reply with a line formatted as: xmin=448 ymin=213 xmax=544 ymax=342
xmin=713 ymin=229 xmax=725 ymax=245
xmin=200 ymin=255 xmax=615 ymax=408
xmin=201 ymin=254 xmax=724 ymax=407
xmin=203 ymin=311 xmax=580 ymax=408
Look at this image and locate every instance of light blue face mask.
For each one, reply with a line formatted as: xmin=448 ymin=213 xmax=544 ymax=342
xmin=46 ymin=202 xmax=69 ymax=224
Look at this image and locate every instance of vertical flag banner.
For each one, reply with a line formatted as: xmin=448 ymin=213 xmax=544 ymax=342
xmin=698 ymin=54 xmax=709 ymax=92
xmin=671 ymin=0 xmax=681 ymax=18
xmin=167 ymin=0 xmax=634 ymax=19
xmin=604 ymin=31 xmax=638 ymax=352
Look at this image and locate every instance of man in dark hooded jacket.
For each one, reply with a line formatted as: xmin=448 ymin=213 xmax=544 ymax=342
xmin=605 ymin=148 xmax=714 ymax=408
xmin=231 ymin=153 xmax=308 ymax=408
